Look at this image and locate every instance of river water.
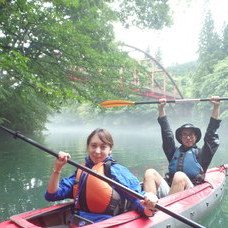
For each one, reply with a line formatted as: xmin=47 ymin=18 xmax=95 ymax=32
xmin=0 ymin=124 xmax=228 ymax=227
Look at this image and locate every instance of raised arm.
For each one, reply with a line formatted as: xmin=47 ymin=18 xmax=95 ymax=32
xmin=47 ymin=151 xmax=71 ymax=193
xmin=210 ymin=96 xmax=220 ymax=119
xmin=198 ymin=96 xmax=221 ymax=172
xmin=158 ymin=98 xmax=167 ymax=117
xmin=157 ymin=98 xmax=176 ymax=161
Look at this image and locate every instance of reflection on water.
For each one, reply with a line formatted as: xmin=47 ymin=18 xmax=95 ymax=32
xmin=0 ymin=125 xmax=228 ymax=227
xmin=24 ymin=178 xmax=43 ymax=190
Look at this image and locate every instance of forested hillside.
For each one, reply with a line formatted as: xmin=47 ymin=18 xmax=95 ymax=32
xmin=168 ymin=12 xmax=228 ymax=123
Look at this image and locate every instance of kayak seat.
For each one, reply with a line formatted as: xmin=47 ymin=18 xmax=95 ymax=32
xmin=69 ymin=213 xmax=94 ymax=227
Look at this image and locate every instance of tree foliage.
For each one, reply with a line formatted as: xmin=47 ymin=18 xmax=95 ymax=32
xmin=180 ymin=11 xmax=228 ymax=123
xmin=115 ymin=0 xmax=171 ymax=29
xmin=0 ymin=0 xmax=172 ymax=131
xmin=198 ymin=11 xmax=222 ymax=64
xmin=192 ymin=11 xmax=226 ymax=97
xmin=221 ymin=24 xmax=228 ymax=58
xmin=31 ymin=4 xmax=228 ymax=129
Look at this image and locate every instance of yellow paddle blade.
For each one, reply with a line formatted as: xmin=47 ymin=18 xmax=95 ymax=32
xmin=100 ymin=100 xmax=135 ymax=108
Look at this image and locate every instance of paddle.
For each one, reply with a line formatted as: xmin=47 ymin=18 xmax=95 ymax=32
xmin=100 ymin=97 xmax=228 ymax=108
xmin=0 ymin=125 xmax=205 ymax=228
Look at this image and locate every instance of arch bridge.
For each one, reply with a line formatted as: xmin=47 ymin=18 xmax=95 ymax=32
xmin=119 ymin=44 xmax=184 ymax=100
xmin=67 ymin=44 xmax=184 ymax=100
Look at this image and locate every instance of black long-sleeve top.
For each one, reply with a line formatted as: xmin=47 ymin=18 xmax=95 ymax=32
xmin=158 ymin=116 xmax=221 ymax=172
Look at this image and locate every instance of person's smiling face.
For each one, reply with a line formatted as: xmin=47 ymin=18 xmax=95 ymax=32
xmin=181 ymin=129 xmax=197 ymax=148
xmin=87 ymin=133 xmax=112 ymax=164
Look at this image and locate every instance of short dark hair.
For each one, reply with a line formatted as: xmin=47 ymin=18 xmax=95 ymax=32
xmin=87 ymin=128 xmax=113 ymax=149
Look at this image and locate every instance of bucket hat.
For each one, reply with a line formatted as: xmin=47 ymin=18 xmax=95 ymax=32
xmin=175 ymin=123 xmax=201 ymax=144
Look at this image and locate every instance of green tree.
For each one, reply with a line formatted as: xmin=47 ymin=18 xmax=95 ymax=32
xmin=221 ymin=24 xmax=228 ymax=57
xmin=0 ymin=0 xmax=172 ymax=131
xmin=155 ymin=47 xmax=162 ymax=64
xmin=167 ymin=61 xmax=198 ymax=98
xmin=192 ymin=11 xmax=222 ymax=97
xmin=115 ymin=0 xmax=171 ymax=29
xmin=198 ymin=11 xmax=222 ymax=64
xmin=192 ymin=57 xmax=228 ymax=124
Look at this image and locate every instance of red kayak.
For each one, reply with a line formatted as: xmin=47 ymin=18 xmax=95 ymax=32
xmin=0 ymin=165 xmax=227 ymax=228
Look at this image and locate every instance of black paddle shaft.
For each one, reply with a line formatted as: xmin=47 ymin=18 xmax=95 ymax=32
xmin=0 ymin=125 xmax=205 ymax=228
xmin=134 ymin=97 xmax=228 ymax=105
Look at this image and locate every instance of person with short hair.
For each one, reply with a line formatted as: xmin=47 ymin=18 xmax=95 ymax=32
xmin=143 ymin=96 xmax=221 ymax=197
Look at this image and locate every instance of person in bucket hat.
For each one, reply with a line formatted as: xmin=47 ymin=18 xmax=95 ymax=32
xmin=143 ymin=96 xmax=221 ymax=198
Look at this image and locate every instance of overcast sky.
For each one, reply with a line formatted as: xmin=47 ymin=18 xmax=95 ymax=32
xmin=114 ymin=0 xmax=228 ymax=67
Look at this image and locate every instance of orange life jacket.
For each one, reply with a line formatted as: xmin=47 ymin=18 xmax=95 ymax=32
xmin=73 ymin=162 xmax=121 ymax=215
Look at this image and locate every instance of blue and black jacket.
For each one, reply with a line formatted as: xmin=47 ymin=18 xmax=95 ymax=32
xmin=45 ymin=155 xmax=146 ymax=222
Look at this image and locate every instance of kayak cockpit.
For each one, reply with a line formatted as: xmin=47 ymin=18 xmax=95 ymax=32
xmin=10 ymin=202 xmax=74 ymax=228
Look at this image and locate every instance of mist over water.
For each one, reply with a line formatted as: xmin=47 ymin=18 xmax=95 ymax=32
xmin=44 ymin=118 xmax=164 ymax=175
xmin=45 ymin=106 xmax=228 ymax=176
xmin=45 ymin=102 xmax=226 ymax=150
xmin=1 ymin=105 xmax=228 ymax=226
